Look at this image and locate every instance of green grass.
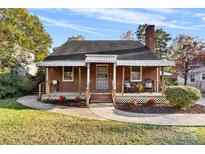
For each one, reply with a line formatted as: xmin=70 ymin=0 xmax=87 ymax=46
xmin=0 ymin=98 xmax=205 ymax=144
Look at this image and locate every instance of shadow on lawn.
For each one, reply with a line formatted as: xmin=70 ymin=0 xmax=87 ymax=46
xmin=0 ymin=98 xmax=29 ymax=110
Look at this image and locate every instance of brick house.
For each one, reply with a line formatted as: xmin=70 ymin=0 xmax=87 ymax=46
xmin=37 ymin=25 xmax=175 ymax=104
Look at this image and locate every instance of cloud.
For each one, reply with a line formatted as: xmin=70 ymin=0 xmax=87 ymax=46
xmin=202 ymin=17 xmax=205 ymax=22
xmin=193 ymin=24 xmax=205 ymax=28
xmin=192 ymin=13 xmax=205 ymax=17
xmin=38 ymin=16 xmax=104 ymax=36
xmin=69 ymin=8 xmax=196 ymax=30
xmin=191 ymin=13 xmax=205 ymax=28
xmin=142 ymin=8 xmax=179 ymax=14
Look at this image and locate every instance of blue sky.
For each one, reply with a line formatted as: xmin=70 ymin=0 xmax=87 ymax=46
xmin=29 ymin=8 xmax=205 ymax=50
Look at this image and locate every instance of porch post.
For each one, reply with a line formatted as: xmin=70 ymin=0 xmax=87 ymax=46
xmin=112 ymin=63 xmax=117 ymax=105
xmin=86 ymin=63 xmax=90 ymax=105
xmin=78 ymin=66 xmax=81 ymax=94
xmin=86 ymin=63 xmax=90 ymax=91
xmin=113 ymin=63 xmax=116 ymax=92
xmin=121 ymin=66 xmax=125 ymax=95
xmin=156 ymin=67 xmax=159 ymax=92
xmin=46 ymin=67 xmax=49 ymax=93
xmin=161 ymin=66 xmax=165 ymax=96
xmin=46 ymin=67 xmax=51 ymax=95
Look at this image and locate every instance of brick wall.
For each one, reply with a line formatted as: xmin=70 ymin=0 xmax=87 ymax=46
xmin=47 ymin=65 xmax=159 ymax=93
xmin=116 ymin=66 xmax=159 ymax=93
xmin=48 ymin=66 xmax=87 ymax=92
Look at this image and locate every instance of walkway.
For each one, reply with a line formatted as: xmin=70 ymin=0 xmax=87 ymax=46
xmin=17 ymin=96 xmax=104 ymax=120
xmin=89 ymin=98 xmax=205 ymax=126
xmin=17 ymin=95 xmax=205 ymax=126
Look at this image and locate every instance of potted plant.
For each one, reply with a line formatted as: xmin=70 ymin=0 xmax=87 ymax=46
xmin=59 ymin=96 xmax=64 ymax=103
xmin=148 ymin=98 xmax=155 ymax=105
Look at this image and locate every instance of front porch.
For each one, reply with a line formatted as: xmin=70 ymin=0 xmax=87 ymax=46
xmin=37 ymin=55 xmax=173 ymax=105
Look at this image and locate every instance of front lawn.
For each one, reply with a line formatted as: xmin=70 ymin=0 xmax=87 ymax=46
xmin=0 ymin=98 xmax=205 ymax=144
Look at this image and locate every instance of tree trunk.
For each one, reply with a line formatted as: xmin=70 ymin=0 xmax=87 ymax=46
xmin=184 ymin=63 xmax=189 ymax=86
xmin=184 ymin=72 xmax=187 ymax=86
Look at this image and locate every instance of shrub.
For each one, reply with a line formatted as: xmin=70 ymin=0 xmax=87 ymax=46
xmin=165 ymin=86 xmax=201 ymax=109
xmin=0 ymin=73 xmax=41 ymax=98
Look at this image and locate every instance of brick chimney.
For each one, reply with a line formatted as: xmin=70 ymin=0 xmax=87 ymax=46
xmin=145 ymin=25 xmax=155 ymax=52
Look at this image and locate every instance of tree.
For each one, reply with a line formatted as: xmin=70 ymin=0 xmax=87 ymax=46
xmin=120 ymin=30 xmax=134 ymax=40
xmin=68 ymin=35 xmax=85 ymax=40
xmin=136 ymin=24 xmax=148 ymax=42
xmin=171 ymin=34 xmax=204 ymax=85
xmin=155 ymin=28 xmax=172 ymax=59
xmin=135 ymin=24 xmax=172 ymax=59
xmin=0 ymin=8 xmax=52 ymax=72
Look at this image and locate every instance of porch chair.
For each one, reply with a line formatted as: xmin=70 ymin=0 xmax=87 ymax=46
xmin=124 ymin=80 xmax=135 ymax=93
xmin=51 ymin=80 xmax=58 ymax=92
xmin=144 ymin=78 xmax=153 ymax=93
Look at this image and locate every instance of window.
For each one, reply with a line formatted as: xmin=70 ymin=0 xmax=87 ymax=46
xmin=190 ymin=74 xmax=195 ymax=82
xmin=202 ymin=73 xmax=205 ymax=80
xmin=131 ymin=66 xmax=142 ymax=81
xmin=63 ymin=67 xmax=74 ymax=81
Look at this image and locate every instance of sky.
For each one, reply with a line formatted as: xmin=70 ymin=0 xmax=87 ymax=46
xmin=29 ymin=8 xmax=205 ymax=50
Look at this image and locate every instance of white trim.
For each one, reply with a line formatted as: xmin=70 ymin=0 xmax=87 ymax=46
xmin=96 ymin=64 xmax=109 ymax=90
xmin=130 ymin=66 xmax=142 ymax=82
xmin=62 ymin=66 xmax=74 ymax=82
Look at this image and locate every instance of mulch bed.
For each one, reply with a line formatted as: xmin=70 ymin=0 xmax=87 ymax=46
xmin=43 ymin=100 xmax=88 ymax=108
xmin=115 ymin=103 xmax=205 ymax=114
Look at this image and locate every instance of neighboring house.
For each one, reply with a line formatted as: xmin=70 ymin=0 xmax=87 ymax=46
xmin=14 ymin=45 xmax=38 ymax=76
xmin=37 ymin=25 xmax=175 ymax=104
xmin=16 ymin=52 xmax=38 ymax=76
xmin=178 ymin=67 xmax=205 ymax=92
xmin=177 ymin=51 xmax=205 ymax=92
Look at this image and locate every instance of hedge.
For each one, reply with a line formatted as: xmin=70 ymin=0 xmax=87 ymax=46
xmin=165 ymin=86 xmax=201 ymax=110
xmin=0 ymin=73 xmax=39 ymax=98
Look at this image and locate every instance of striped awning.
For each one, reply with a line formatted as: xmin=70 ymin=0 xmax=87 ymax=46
xmin=36 ymin=60 xmax=85 ymax=67
xmin=85 ymin=54 xmax=117 ymax=63
xmin=36 ymin=59 xmax=175 ymax=67
xmin=117 ymin=60 xmax=175 ymax=67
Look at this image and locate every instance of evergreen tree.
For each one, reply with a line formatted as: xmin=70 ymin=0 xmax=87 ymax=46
xmin=135 ymin=24 xmax=171 ymax=59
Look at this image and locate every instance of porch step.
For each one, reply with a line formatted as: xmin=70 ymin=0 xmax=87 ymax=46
xmin=90 ymin=93 xmax=113 ymax=103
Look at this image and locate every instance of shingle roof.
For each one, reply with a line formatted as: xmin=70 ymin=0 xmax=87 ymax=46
xmin=44 ymin=40 xmax=161 ymax=61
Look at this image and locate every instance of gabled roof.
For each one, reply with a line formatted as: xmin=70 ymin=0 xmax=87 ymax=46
xmin=45 ymin=40 xmax=160 ymax=61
